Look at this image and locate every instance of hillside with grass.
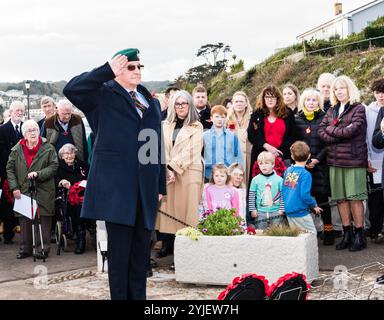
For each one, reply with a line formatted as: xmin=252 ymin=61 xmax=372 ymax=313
xmin=202 ymin=16 xmax=384 ymax=106
xmin=208 ymin=48 xmax=384 ymax=106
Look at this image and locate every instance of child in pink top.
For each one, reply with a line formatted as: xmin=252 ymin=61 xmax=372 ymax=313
xmin=203 ymin=164 xmax=240 ymax=215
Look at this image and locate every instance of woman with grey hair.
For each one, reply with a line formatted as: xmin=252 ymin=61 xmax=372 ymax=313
xmin=317 ymin=73 xmax=336 ymax=112
xmin=6 ymin=119 xmax=58 ymax=259
xmin=155 ymin=90 xmax=203 ymax=260
xmin=56 ymin=143 xmax=89 ymax=254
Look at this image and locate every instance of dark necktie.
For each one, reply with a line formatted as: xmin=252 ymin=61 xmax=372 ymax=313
xmin=15 ymin=124 xmax=21 ymax=140
xmin=129 ymin=91 xmax=147 ymax=115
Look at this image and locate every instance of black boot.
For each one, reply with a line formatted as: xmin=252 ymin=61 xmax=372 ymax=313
xmin=156 ymin=234 xmax=175 ymax=258
xmin=75 ymin=225 xmax=86 ymax=254
xmin=336 ymin=225 xmax=353 ymax=250
xmin=323 ymin=224 xmax=335 ymax=246
xmin=349 ymin=227 xmax=367 ymax=252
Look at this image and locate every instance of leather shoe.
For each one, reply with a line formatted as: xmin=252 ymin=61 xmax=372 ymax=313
xmin=150 ymin=258 xmax=158 ymax=268
xmin=156 ymin=247 xmax=173 ymax=258
xmin=16 ymin=252 xmax=31 ymax=259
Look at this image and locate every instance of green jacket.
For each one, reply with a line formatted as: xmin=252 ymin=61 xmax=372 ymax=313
xmin=6 ymin=138 xmax=59 ymax=217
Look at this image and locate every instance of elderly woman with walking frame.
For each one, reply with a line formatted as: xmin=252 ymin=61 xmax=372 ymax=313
xmin=6 ymin=119 xmax=58 ymax=259
xmin=56 ymin=143 xmax=89 ymax=254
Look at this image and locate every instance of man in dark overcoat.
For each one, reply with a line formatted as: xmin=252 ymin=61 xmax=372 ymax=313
xmin=63 ymin=48 xmax=166 ymax=300
xmin=0 ymin=101 xmax=25 ymax=244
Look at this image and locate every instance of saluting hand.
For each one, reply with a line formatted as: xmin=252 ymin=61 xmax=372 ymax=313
xmin=109 ymin=54 xmax=129 ymax=77
xmin=381 ymin=118 xmax=384 ymax=133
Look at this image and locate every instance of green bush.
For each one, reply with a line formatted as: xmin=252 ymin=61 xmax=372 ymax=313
xmin=263 ymin=224 xmax=302 ymax=237
xmin=197 ymin=208 xmax=246 ymax=236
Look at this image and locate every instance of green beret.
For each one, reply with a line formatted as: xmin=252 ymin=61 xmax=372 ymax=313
xmin=112 ymin=48 xmax=140 ymax=61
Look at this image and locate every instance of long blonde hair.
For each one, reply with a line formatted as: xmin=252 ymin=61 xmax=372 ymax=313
xmin=227 ymin=91 xmax=252 ymax=130
xmin=330 ymin=75 xmax=361 ymax=106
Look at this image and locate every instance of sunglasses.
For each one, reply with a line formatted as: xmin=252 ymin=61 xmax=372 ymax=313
xmin=126 ymin=64 xmax=144 ymax=71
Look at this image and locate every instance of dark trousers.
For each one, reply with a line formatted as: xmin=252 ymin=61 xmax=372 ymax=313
xmin=19 ymin=216 xmax=52 ymax=254
xmin=106 ymin=198 xmax=152 ymax=300
xmin=314 ymin=193 xmax=332 ymax=226
xmin=0 ymin=198 xmax=17 ymax=241
xmin=368 ymin=184 xmax=384 ymax=235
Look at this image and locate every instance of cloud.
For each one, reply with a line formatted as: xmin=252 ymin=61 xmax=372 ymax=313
xmin=0 ymin=0 xmax=372 ymax=82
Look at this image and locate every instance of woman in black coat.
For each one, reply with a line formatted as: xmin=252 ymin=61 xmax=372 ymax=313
xmin=56 ymin=143 xmax=89 ymax=254
xmin=247 ymin=85 xmax=295 ymax=177
xmin=294 ymin=89 xmax=334 ymax=245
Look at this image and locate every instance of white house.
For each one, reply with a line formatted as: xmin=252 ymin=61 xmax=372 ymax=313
xmin=297 ymin=0 xmax=384 ymax=42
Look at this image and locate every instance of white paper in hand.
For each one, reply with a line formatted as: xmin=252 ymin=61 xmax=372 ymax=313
xmin=79 ymin=180 xmax=87 ymax=188
xmin=14 ymin=194 xmax=38 ymax=220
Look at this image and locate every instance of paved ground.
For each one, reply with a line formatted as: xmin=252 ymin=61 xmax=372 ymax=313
xmin=1 ymin=233 xmax=384 ymax=299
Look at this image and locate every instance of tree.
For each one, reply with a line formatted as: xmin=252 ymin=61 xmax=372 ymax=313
xmin=196 ymin=42 xmax=232 ymax=66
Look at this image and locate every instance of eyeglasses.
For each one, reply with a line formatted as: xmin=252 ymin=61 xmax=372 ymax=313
xmin=62 ymin=152 xmax=75 ymax=156
xmin=126 ymin=64 xmax=144 ymax=71
xmin=175 ymin=102 xmax=189 ymax=109
xmin=264 ymin=96 xmax=277 ymax=100
xmin=25 ymin=128 xmax=38 ymax=133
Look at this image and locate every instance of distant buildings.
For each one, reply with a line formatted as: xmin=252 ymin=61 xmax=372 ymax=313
xmin=297 ymin=0 xmax=384 ymax=42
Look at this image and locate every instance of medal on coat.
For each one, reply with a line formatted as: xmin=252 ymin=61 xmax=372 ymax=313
xmin=306 ymin=127 xmax=311 ymax=134
xmin=63 ymin=131 xmax=68 ymax=136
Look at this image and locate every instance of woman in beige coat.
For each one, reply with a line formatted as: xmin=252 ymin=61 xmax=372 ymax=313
xmin=156 ymin=90 xmax=204 ymax=258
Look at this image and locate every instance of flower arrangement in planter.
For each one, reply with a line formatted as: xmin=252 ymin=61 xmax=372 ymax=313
xmin=197 ymin=208 xmax=247 ymax=236
xmin=174 ymin=208 xmax=318 ymax=285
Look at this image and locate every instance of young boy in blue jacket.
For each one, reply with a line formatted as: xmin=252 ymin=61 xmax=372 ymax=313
xmin=282 ymin=141 xmax=322 ymax=233
xmin=203 ymin=105 xmax=243 ymax=180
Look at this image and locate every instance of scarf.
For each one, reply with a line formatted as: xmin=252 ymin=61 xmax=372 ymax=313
xmin=20 ymin=136 xmax=42 ymax=168
xmin=303 ymin=107 xmax=320 ymax=121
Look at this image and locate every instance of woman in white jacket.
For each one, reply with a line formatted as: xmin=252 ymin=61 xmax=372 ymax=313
xmin=366 ymin=78 xmax=384 ymax=242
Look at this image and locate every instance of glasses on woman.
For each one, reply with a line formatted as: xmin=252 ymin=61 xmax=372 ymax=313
xmin=175 ymin=102 xmax=189 ymax=109
xmin=25 ymin=128 xmax=38 ymax=133
xmin=264 ymin=96 xmax=277 ymax=100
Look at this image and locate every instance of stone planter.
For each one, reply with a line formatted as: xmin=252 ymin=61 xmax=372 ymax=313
xmin=174 ymin=233 xmax=318 ymax=285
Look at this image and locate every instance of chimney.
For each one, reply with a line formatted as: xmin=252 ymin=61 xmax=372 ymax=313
xmin=334 ymin=2 xmax=343 ymax=15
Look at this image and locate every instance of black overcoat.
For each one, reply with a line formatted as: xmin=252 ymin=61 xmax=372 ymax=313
xmin=63 ymin=62 xmax=166 ymax=230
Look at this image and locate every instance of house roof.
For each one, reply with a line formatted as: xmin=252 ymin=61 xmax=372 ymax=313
xmin=297 ymin=0 xmax=383 ymax=39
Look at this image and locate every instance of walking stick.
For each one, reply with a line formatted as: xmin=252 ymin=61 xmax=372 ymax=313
xmin=29 ymin=178 xmax=37 ymax=262
xmin=29 ymin=177 xmax=46 ymax=262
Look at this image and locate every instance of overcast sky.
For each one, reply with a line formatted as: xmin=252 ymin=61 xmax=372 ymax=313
xmin=0 ymin=0 xmax=372 ymax=82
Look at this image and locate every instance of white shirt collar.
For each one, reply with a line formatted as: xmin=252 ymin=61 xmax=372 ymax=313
xmin=10 ymin=120 xmax=21 ymax=130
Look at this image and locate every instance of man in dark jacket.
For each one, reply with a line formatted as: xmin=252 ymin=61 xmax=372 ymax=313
xmin=63 ymin=48 xmax=166 ymax=300
xmin=0 ymin=101 xmax=25 ymax=244
xmin=192 ymin=84 xmax=212 ymax=129
xmin=37 ymin=96 xmax=56 ymax=132
xmin=42 ymin=99 xmax=88 ymax=163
